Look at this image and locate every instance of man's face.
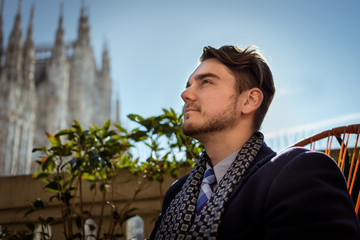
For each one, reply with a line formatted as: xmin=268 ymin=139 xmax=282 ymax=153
xmin=181 ymin=58 xmax=243 ymax=139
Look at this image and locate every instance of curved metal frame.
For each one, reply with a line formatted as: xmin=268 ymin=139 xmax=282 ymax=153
xmin=292 ymin=124 xmax=360 ymax=214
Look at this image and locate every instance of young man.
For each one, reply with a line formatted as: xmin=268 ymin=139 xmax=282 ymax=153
xmin=150 ymin=45 xmax=360 ymax=239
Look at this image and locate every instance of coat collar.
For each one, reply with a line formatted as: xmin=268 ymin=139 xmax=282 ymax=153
xmin=226 ymin=142 xmax=276 ymax=202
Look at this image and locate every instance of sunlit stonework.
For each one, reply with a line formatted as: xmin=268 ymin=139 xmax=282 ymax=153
xmin=0 ymin=1 xmax=112 ymax=175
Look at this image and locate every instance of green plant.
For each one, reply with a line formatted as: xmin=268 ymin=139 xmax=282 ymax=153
xmin=126 ymin=108 xmax=203 ymax=201
xmin=31 ymin=120 xmax=133 ymax=239
xmin=23 ymin=108 xmax=203 ymax=239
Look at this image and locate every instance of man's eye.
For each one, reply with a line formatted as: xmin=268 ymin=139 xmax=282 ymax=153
xmin=202 ymin=80 xmax=210 ymax=85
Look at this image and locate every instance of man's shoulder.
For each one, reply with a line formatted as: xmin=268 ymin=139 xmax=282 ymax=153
xmin=272 ymin=146 xmax=334 ymax=165
xmin=263 ymin=146 xmax=342 ymax=179
xmin=251 ymin=146 xmax=341 ymax=181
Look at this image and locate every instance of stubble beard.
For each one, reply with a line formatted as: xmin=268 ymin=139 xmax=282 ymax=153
xmin=181 ymin=95 xmax=239 ymax=139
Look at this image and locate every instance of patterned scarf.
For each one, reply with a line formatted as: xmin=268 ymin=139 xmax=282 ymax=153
xmin=154 ymin=132 xmax=264 ymax=239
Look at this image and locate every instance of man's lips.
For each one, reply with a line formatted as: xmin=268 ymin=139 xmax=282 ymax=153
xmin=184 ymin=107 xmax=199 ymax=113
xmin=184 ymin=105 xmax=200 ymax=114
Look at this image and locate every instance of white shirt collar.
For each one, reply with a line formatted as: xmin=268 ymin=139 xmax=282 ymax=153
xmin=206 ymin=149 xmax=240 ymax=188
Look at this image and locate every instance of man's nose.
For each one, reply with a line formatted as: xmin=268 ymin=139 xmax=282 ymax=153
xmin=181 ymin=86 xmax=196 ymax=103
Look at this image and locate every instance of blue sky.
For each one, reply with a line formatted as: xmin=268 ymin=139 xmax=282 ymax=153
xmin=2 ymin=0 xmax=360 ymax=139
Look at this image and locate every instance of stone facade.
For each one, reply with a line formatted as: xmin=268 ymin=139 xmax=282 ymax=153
xmin=0 ymin=2 xmax=113 ymax=175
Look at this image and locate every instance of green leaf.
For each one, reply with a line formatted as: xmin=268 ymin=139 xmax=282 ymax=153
xmin=82 ymin=173 xmax=96 ymax=181
xmin=24 ymin=209 xmax=35 ymax=217
xmin=49 ymin=194 xmax=59 ymax=202
xmin=32 ymin=147 xmax=47 ymax=153
xmin=114 ymin=124 xmax=128 ymax=133
xmin=32 ymin=198 xmax=45 ymax=210
xmin=102 ymin=119 xmax=111 ymax=131
xmin=45 ymin=132 xmax=59 ymax=145
xmin=55 ymin=129 xmax=75 ymax=137
xmin=140 ymin=118 xmax=155 ymax=130
xmin=41 ymin=156 xmax=53 ymax=171
xmin=53 ymin=175 xmax=62 ymax=182
xmin=128 ymin=130 xmax=148 ymax=141
xmin=70 ymin=157 xmax=85 ymax=172
xmin=128 ymin=114 xmax=144 ymax=123
xmin=111 ymin=135 xmax=122 ymax=141
xmin=61 ymin=191 xmax=73 ymax=203
xmin=126 ymin=207 xmax=138 ymax=215
xmin=60 ymin=158 xmax=74 ymax=171
xmin=72 ymin=120 xmax=82 ymax=131
xmin=32 ymin=171 xmax=49 ymax=179
xmin=50 ymin=145 xmax=72 ymax=156
xmin=44 ymin=181 xmax=59 ymax=192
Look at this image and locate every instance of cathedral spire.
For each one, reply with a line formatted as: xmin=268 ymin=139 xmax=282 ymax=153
xmin=52 ymin=2 xmax=65 ymax=60
xmin=81 ymin=0 xmax=85 ymax=17
xmin=101 ymin=40 xmax=110 ymax=74
xmin=5 ymin=0 xmax=22 ymax=70
xmin=115 ymin=93 xmax=121 ymax=125
xmin=76 ymin=0 xmax=90 ymax=46
xmin=9 ymin=0 xmax=22 ymax=47
xmin=0 ymin=0 xmax=5 ymax=62
xmin=22 ymin=4 xmax=35 ymax=82
xmin=24 ymin=4 xmax=34 ymax=49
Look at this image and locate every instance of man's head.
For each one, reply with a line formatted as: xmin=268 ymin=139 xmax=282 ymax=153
xmin=181 ymin=45 xmax=275 ymax=139
xmin=199 ymin=45 xmax=275 ymax=132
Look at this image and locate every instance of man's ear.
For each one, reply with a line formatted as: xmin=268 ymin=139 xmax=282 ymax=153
xmin=241 ymin=88 xmax=263 ymax=114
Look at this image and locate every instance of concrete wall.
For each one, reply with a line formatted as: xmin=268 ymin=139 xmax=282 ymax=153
xmin=0 ymin=168 xmax=181 ymax=239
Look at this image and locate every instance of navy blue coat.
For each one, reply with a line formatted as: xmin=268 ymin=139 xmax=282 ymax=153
xmin=150 ymin=144 xmax=360 ymax=239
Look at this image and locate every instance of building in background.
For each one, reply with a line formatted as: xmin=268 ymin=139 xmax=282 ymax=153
xmin=0 ymin=1 xmax=113 ymax=175
xmin=264 ymin=113 xmax=360 ymax=152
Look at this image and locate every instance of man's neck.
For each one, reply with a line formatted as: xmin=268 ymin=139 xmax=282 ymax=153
xmin=200 ymin=127 xmax=254 ymax=166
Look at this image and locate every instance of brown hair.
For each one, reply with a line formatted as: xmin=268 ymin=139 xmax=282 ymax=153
xmin=200 ymin=45 xmax=275 ymax=131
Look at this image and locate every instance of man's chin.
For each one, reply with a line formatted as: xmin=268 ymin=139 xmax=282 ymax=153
xmin=181 ymin=124 xmax=195 ymax=137
xmin=181 ymin=124 xmax=202 ymax=139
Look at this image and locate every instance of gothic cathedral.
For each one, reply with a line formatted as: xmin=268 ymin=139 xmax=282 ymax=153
xmin=0 ymin=2 xmax=112 ymax=175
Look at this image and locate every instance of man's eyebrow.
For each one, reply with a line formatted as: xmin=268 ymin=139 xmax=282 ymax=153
xmin=194 ymin=73 xmax=221 ymax=81
xmin=186 ymin=73 xmax=220 ymax=88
